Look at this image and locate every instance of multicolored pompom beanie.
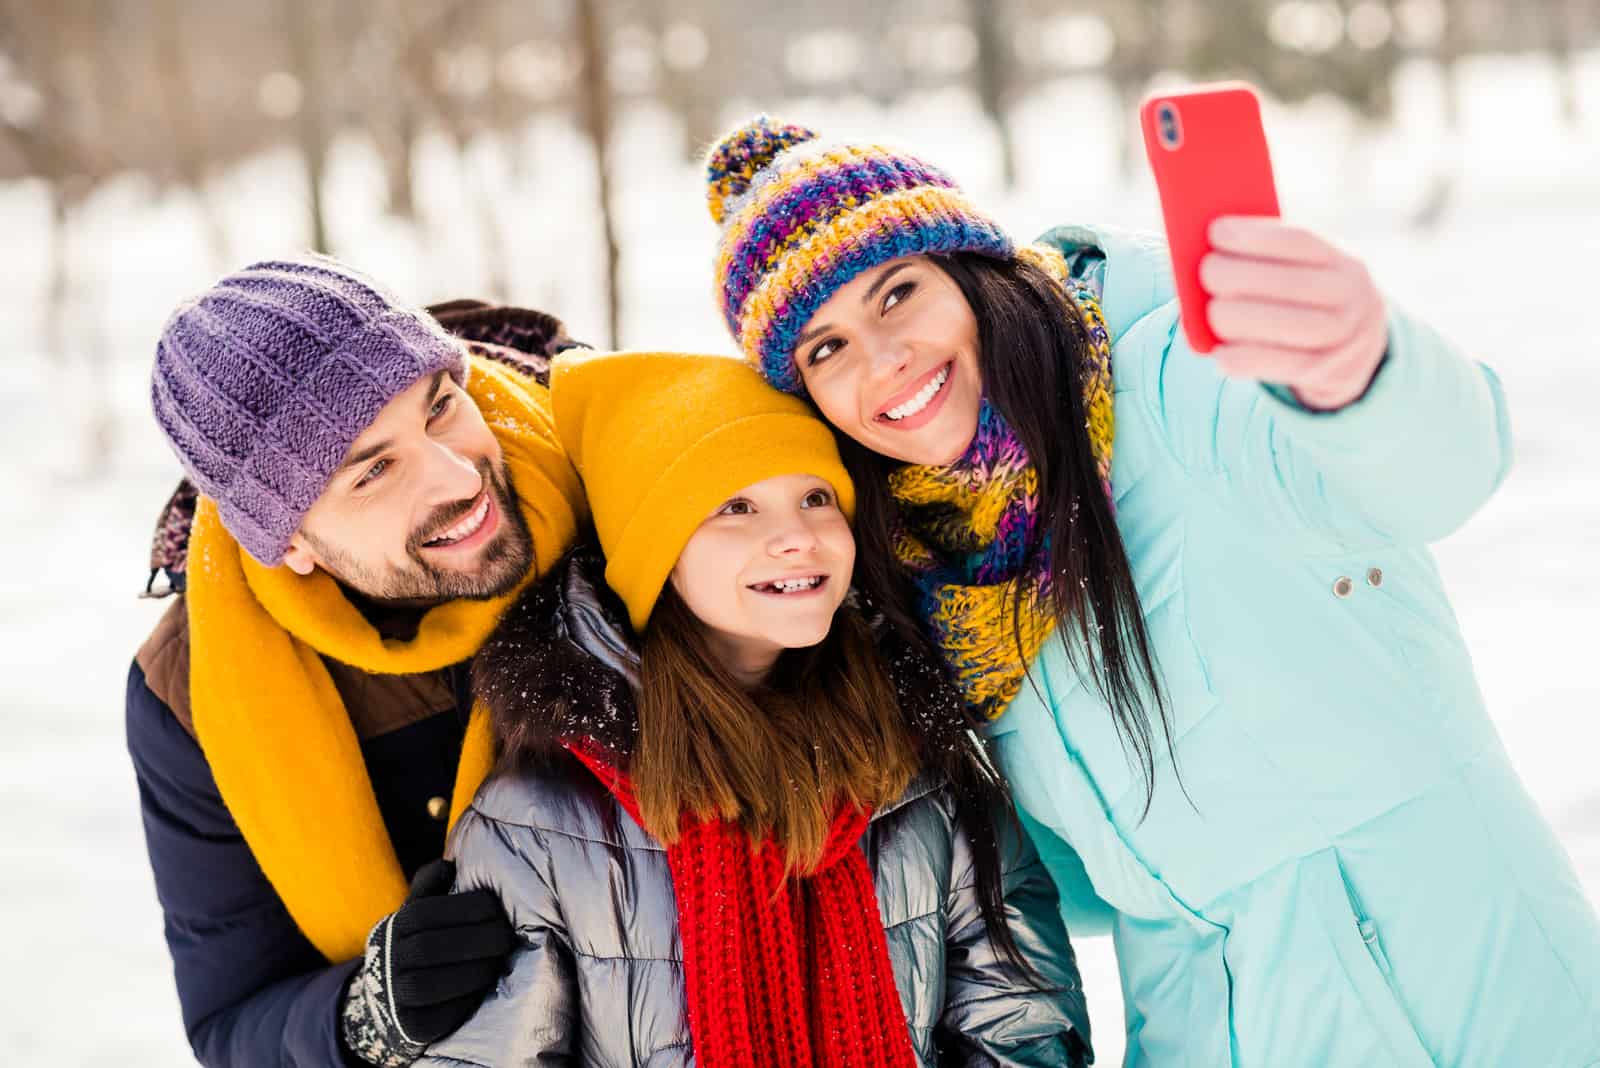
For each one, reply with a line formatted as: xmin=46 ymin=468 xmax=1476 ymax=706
xmin=706 ymin=115 xmax=1017 ymax=395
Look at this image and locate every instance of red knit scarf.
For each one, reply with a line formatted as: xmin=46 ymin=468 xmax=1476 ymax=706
xmin=567 ymin=745 xmax=918 ymax=1068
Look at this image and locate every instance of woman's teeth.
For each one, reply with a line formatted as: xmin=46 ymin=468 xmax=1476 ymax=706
xmin=883 ymin=365 xmax=949 ymax=421
xmin=425 ymin=497 xmax=490 ymax=546
xmin=753 ymin=575 xmax=825 ymax=594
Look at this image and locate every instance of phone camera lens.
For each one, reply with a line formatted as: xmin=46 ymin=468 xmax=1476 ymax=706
xmin=1156 ymin=102 xmax=1182 ymax=150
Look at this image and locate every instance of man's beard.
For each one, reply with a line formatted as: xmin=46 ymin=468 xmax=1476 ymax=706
xmin=308 ymin=459 xmax=535 ymax=604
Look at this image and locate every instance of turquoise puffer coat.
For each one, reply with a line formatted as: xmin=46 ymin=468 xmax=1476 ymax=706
xmin=988 ymin=223 xmax=1600 ymax=1067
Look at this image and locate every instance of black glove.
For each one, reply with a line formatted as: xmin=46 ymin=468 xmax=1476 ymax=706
xmin=340 ymin=859 xmax=515 ymax=1066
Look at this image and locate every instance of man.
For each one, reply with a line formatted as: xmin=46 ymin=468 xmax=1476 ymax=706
xmin=127 ymin=257 xmax=587 ymax=1066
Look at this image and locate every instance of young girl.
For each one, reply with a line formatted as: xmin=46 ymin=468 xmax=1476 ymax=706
xmin=416 ymin=350 xmax=1091 ymax=1068
xmin=698 ymin=117 xmax=1600 ymax=1066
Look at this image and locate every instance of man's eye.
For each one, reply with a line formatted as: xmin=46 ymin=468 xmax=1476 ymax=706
xmin=807 ymin=339 xmax=841 ymax=367
xmin=357 ymin=459 xmax=390 ymax=487
xmin=802 ymin=489 xmax=833 ymax=508
xmin=883 ymin=281 xmax=915 ymax=312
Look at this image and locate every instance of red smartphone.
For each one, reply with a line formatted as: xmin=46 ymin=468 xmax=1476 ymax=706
xmin=1140 ymin=82 xmax=1280 ymax=353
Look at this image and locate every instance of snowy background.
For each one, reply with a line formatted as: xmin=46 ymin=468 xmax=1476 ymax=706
xmin=4 ymin=49 xmax=1598 ymax=1066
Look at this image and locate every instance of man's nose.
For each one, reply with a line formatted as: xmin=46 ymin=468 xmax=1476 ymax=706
xmin=425 ymin=442 xmax=484 ymax=503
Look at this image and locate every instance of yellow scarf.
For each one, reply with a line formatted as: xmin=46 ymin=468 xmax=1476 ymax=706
xmin=185 ymin=355 xmax=583 ymax=962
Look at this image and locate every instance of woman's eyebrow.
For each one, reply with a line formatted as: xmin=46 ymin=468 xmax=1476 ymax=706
xmin=794 ymin=264 xmax=916 ymax=349
xmin=862 ymin=262 xmax=913 ymax=307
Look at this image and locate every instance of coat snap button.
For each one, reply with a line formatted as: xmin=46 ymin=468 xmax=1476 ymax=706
xmin=426 ymin=796 xmax=449 ymax=821
xmin=1333 ymin=576 xmax=1354 ymax=598
xmin=1367 ymin=567 xmax=1384 ymax=587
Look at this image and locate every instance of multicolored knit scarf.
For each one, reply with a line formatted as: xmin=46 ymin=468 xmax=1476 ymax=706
xmin=889 ymin=246 xmax=1114 ymax=720
xmin=565 ymin=745 xmax=917 ymax=1068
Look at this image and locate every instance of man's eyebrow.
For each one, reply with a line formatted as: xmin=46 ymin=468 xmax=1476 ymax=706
xmin=794 ymin=264 xmax=915 ymax=349
xmin=338 ymin=437 xmax=392 ymax=476
xmin=421 ymin=369 xmax=448 ymax=413
xmin=336 ymin=372 xmax=448 ymax=476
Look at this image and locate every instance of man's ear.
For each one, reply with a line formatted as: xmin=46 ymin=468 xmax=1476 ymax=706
xmin=281 ymin=533 xmax=319 ymax=577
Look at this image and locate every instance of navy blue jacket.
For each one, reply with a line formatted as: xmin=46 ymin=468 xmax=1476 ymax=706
xmin=126 ymin=598 xmax=472 ymax=1067
xmin=127 ymin=301 xmax=579 ymax=1066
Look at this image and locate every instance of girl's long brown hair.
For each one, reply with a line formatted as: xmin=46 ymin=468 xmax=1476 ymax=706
xmin=634 ymin=584 xmax=920 ymax=874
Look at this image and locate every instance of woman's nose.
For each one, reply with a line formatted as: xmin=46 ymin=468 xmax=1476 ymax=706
xmin=866 ymin=336 xmax=915 ymax=385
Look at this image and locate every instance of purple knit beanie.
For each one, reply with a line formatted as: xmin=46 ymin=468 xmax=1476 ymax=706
xmin=151 ymin=254 xmax=468 ymax=565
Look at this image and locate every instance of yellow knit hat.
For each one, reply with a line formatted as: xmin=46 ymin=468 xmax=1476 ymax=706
xmin=550 ymin=350 xmax=856 ymax=631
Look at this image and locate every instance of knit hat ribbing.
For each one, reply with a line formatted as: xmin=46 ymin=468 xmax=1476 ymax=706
xmin=151 ymin=255 xmax=468 ymax=565
xmin=706 ymin=115 xmax=1015 ymax=395
xmin=550 ymin=350 xmax=855 ymax=632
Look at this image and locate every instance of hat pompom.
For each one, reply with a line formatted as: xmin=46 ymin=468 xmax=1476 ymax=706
xmin=705 ymin=116 xmax=817 ymax=226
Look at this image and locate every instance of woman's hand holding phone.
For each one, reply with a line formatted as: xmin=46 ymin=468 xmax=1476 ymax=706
xmin=1141 ymin=83 xmax=1388 ymax=411
xmin=1199 ymin=215 xmax=1389 ymax=411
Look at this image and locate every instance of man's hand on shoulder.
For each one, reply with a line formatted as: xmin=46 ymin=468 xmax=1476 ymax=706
xmin=339 ymin=859 xmax=514 ymax=1067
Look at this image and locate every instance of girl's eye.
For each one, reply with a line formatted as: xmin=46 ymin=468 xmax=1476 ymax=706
xmin=882 ymin=281 xmax=915 ymax=313
xmin=718 ymin=499 xmax=754 ymax=516
xmin=806 ymin=338 xmax=842 ymax=367
xmin=357 ymin=459 xmax=390 ymax=487
xmin=802 ymin=488 xmax=833 ymax=509
xmin=429 ymin=393 xmax=453 ymax=419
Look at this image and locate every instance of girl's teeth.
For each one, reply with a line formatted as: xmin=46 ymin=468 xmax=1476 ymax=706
xmin=885 ymin=366 xmax=949 ymax=421
xmin=766 ymin=576 xmax=822 ymax=593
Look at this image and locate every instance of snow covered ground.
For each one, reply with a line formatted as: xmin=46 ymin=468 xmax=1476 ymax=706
xmin=2 ymin=53 xmax=1596 ymax=1064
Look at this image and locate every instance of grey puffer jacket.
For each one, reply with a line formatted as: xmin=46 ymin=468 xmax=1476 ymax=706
xmin=418 ymin=551 xmax=1092 ymax=1068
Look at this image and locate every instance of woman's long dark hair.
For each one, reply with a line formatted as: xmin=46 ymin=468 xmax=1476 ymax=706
xmin=836 ymin=250 xmax=1176 ymax=813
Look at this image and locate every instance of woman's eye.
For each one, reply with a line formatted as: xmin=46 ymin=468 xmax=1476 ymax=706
xmin=882 ymin=281 xmax=915 ymax=312
xmin=429 ymin=394 xmax=453 ymax=419
xmin=357 ymin=459 xmax=390 ymax=487
xmin=807 ymin=339 xmax=842 ymax=367
xmin=802 ymin=489 xmax=833 ymax=508
xmin=718 ymin=499 xmax=753 ymax=516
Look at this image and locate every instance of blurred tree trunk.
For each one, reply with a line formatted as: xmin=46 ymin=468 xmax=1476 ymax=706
xmin=649 ymin=3 xmax=723 ymax=163
xmin=379 ymin=103 xmax=421 ymax=219
xmin=1550 ymin=0 xmax=1582 ymax=127
xmin=575 ymin=0 xmax=620 ymax=347
xmin=284 ymin=0 xmax=332 ymax=253
xmin=967 ymin=0 xmax=1017 ymax=189
xmin=45 ymin=183 xmax=72 ymax=366
xmin=462 ymin=132 xmax=511 ymax=303
xmin=1438 ymin=0 xmax=1468 ymax=131
xmin=1109 ymin=0 xmax=1166 ymax=184
xmin=153 ymin=0 xmax=229 ymax=266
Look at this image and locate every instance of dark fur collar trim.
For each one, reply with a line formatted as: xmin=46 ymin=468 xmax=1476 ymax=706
xmin=473 ymin=545 xmax=641 ymax=764
xmin=474 ymin=545 xmax=982 ymax=776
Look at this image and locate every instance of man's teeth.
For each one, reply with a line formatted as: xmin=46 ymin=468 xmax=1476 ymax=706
xmin=884 ymin=365 xmax=949 ymax=421
xmin=761 ymin=576 xmax=823 ymax=593
xmin=427 ymin=498 xmax=490 ymax=546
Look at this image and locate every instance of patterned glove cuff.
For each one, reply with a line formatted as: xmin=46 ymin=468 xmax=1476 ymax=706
xmin=340 ymin=915 xmax=428 ymax=1068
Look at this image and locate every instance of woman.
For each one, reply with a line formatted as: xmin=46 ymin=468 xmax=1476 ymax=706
xmin=699 ymin=116 xmax=1600 ymax=1066
xmin=417 ymin=350 xmax=1091 ymax=1067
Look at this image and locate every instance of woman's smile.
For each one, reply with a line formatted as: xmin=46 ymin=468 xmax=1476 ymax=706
xmin=874 ymin=361 xmax=953 ymax=428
